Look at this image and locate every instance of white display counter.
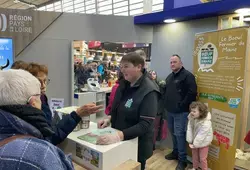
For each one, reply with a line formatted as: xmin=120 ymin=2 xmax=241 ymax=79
xmin=60 ymin=122 xmax=138 ymax=170
xmin=80 ymin=87 xmax=112 ymax=93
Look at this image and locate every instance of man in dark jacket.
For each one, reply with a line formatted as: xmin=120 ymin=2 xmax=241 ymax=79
xmin=164 ymin=55 xmax=197 ymax=170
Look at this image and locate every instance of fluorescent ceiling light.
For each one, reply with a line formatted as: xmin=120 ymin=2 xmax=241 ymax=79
xmin=243 ymin=17 xmax=250 ymax=21
xmin=164 ymin=19 xmax=176 ymax=23
xmin=235 ymin=8 xmax=250 ymax=14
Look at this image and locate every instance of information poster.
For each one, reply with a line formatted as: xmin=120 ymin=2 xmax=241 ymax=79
xmin=50 ymin=98 xmax=64 ymax=118
xmin=193 ymin=27 xmax=248 ymax=170
xmin=0 ymin=38 xmax=13 ymax=70
xmin=76 ymin=143 xmax=101 ymax=169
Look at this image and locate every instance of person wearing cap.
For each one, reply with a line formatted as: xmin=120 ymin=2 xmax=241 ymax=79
xmin=97 ymin=52 xmax=160 ymax=170
xmin=75 ymin=61 xmax=93 ymax=88
xmin=97 ymin=62 xmax=105 ymax=82
xmin=0 ymin=69 xmax=75 ymax=170
xmin=89 ymin=60 xmax=101 ymax=80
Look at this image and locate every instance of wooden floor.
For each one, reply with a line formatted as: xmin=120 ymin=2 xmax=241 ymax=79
xmin=146 ymin=148 xmax=178 ymax=170
xmin=73 ymin=148 xmax=250 ymax=170
xmin=73 ymin=148 xmax=190 ymax=170
xmin=146 ymin=148 xmax=193 ymax=170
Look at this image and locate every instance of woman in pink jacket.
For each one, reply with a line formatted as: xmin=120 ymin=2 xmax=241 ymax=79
xmin=105 ymin=72 xmax=124 ymax=115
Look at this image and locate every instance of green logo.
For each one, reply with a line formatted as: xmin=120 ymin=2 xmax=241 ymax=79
xmin=125 ymin=98 xmax=133 ymax=108
xmin=199 ymin=93 xmax=227 ymax=103
xmin=201 ymin=50 xmax=213 ymax=64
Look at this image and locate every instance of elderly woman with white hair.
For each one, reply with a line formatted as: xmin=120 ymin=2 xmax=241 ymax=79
xmin=0 ymin=69 xmax=99 ymax=169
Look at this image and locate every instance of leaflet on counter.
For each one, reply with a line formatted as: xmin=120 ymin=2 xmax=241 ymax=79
xmin=78 ymin=127 xmax=117 ymax=144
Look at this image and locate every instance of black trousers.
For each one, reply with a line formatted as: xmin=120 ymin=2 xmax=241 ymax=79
xmin=138 ymin=157 xmax=146 ymax=170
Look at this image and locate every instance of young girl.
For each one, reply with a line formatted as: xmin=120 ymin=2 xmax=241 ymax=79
xmin=187 ymin=101 xmax=213 ymax=170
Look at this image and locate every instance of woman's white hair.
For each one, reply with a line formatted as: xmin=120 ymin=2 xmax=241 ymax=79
xmin=0 ymin=69 xmax=41 ymax=106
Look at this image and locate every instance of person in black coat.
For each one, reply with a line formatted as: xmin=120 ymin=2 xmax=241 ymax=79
xmin=148 ymin=70 xmax=166 ymax=148
xmin=97 ymin=52 xmax=160 ymax=170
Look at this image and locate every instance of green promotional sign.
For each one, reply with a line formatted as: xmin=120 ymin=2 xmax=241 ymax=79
xmin=199 ymin=93 xmax=227 ymax=102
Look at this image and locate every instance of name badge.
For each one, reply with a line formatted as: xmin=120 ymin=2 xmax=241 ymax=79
xmin=125 ymin=98 xmax=133 ymax=108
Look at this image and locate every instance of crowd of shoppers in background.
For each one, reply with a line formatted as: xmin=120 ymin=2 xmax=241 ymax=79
xmin=74 ymin=59 xmax=118 ymax=91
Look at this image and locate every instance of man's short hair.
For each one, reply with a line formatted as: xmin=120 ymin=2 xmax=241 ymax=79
xmin=172 ymin=54 xmax=182 ymax=61
xmin=121 ymin=52 xmax=145 ymax=68
xmin=0 ymin=69 xmax=41 ymax=106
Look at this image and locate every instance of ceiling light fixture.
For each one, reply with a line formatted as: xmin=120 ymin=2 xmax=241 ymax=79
xmin=235 ymin=8 xmax=250 ymax=14
xmin=164 ymin=19 xmax=176 ymax=23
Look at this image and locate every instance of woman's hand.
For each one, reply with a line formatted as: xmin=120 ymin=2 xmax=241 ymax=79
xmin=188 ymin=113 xmax=193 ymax=120
xmin=97 ymin=116 xmax=111 ymax=129
xmin=96 ymin=131 xmax=123 ymax=145
xmin=76 ymin=103 xmax=103 ymax=117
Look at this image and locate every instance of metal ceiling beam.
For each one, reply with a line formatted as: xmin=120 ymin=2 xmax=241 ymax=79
xmin=5 ymin=1 xmax=27 ymax=9
xmin=0 ymin=0 xmax=10 ymax=6
xmin=36 ymin=0 xmax=61 ymax=8
xmin=19 ymin=0 xmax=38 ymax=7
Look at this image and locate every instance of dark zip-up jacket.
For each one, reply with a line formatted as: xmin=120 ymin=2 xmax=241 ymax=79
xmin=41 ymin=94 xmax=81 ymax=145
xmin=110 ymin=70 xmax=160 ymax=160
xmin=0 ymin=108 xmax=74 ymax=170
xmin=164 ymin=67 xmax=197 ymax=113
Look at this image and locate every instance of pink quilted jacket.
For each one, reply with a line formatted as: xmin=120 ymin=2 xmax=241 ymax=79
xmin=105 ymin=82 xmax=119 ymax=115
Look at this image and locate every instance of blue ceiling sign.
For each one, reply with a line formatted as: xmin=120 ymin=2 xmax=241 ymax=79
xmin=174 ymin=0 xmax=221 ymax=8
xmin=134 ymin=0 xmax=250 ymax=24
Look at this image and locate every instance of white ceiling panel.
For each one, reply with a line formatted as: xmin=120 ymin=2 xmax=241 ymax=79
xmin=0 ymin=0 xmax=53 ymax=9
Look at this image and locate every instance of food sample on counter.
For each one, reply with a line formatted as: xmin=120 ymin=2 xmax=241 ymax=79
xmin=78 ymin=127 xmax=117 ymax=144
